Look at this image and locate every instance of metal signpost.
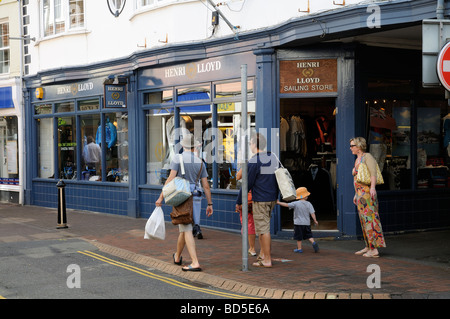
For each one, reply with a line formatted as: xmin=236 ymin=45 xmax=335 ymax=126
xmin=241 ymin=64 xmax=249 ymax=271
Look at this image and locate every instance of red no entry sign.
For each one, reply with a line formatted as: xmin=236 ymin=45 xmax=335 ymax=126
xmin=437 ymin=42 xmax=450 ymax=91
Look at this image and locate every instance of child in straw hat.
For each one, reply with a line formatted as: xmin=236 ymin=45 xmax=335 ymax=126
xmin=277 ymin=187 xmax=319 ymax=253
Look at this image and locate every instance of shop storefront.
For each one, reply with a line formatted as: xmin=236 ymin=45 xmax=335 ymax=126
xmin=28 ymin=77 xmax=130 ymax=215
xmin=0 ymin=79 xmax=23 ymax=204
xmin=24 ymin=1 xmax=450 ymax=238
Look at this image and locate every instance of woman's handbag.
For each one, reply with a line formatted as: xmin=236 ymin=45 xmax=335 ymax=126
xmin=169 ymin=160 xmax=202 ymax=225
xmin=144 ymin=207 xmax=166 ymax=240
xmin=170 ymin=195 xmax=194 ymax=225
xmin=162 ymin=154 xmax=191 ymax=206
xmin=356 ymin=161 xmax=384 ymax=185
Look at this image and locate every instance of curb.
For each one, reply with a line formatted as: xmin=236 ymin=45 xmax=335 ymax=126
xmin=85 ymin=239 xmax=391 ymax=300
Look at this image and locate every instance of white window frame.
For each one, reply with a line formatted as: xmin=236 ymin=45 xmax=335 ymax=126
xmin=41 ymin=0 xmax=85 ymax=38
xmin=0 ymin=21 xmax=10 ymax=75
xmin=134 ymin=0 xmax=175 ymax=10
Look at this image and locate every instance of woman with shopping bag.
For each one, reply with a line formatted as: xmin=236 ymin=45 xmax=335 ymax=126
xmin=155 ymin=134 xmax=213 ymax=271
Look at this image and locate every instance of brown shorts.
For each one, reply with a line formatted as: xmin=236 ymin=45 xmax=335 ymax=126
xmin=252 ymin=201 xmax=276 ymax=235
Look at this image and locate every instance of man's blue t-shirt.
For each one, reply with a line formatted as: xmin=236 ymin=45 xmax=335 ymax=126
xmin=236 ymin=152 xmax=279 ymax=205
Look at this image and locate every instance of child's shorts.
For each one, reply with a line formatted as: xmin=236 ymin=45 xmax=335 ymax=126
xmin=239 ymin=211 xmax=255 ymax=235
xmin=293 ymin=225 xmax=313 ymax=240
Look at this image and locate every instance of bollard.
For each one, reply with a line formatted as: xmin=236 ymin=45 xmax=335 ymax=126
xmin=56 ymin=179 xmax=68 ymax=229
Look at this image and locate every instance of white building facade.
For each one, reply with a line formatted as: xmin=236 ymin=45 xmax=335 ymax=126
xmin=0 ymin=0 xmax=25 ymax=204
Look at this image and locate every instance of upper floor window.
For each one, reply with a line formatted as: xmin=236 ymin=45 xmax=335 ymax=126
xmin=42 ymin=0 xmax=85 ymax=37
xmin=135 ymin=0 xmax=170 ymax=9
xmin=0 ymin=22 xmax=10 ymax=74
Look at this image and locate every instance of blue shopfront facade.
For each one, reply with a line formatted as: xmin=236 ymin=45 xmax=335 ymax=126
xmin=24 ymin=0 xmax=450 ymax=238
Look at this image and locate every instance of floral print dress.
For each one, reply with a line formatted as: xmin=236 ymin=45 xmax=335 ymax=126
xmin=353 ymin=155 xmax=386 ymax=249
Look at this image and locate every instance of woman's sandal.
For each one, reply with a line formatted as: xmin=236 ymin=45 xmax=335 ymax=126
xmin=355 ymin=248 xmax=369 ymax=255
xmin=252 ymin=260 xmax=272 ymax=268
xmin=363 ymin=251 xmax=379 ymax=258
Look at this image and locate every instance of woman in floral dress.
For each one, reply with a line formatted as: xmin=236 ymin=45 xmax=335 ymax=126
xmin=350 ymin=137 xmax=386 ymax=258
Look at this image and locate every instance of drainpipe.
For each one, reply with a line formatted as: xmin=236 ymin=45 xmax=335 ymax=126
xmin=437 ymin=0 xmax=445 ymax=19
xmin=17 ymin=0 xmax=25 ymax=206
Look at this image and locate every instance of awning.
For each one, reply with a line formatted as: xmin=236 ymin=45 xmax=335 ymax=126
xmin=0 ymin=87 xmax=15 ymax=109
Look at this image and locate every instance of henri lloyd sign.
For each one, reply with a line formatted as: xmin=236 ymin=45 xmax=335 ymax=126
xmin=104 ymin=84 xmax=127 ymax=108
xmin=164 ymin=61 xmax=222 ymax=79
xmin=138 ymin=52 xmax=256 ymax=88
xmin=31 ymin=78 xmax=105 ymax=103
xmin=280 ymin=59 xmax=337 ymax=94
xmin=57 ymin=82 xmax=94 ymax=96
xmin=165 ymin=61 xmax=222 ymax=79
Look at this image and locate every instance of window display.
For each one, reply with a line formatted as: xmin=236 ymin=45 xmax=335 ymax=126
xmin=34 ymin=98 xmax=128 ymax=183
xmin=37 ymin=117 xmax=54 ymax=178
xmin=367 ymin=96 xmax=449 ymax=190
xmin=104 ymin=112 xmax=128 ymax=182
xmin=57 ymin=116 xmax=76 ymax=180
xmin=144 ymin=79 xmax=255 ymax=189
xmin=0 ymin=117 xmax=19 ymax=185
xmin=80 ymin=114 xmax=101 ymax=180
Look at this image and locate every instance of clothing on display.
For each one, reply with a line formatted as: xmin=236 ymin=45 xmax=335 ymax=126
xmin=282 ymin=115 xmax=307 ymax=156
xmin=280 ymin=117 xmax=289 ymax=152
xmin=96 ymin=117 xmax=117 ymax=148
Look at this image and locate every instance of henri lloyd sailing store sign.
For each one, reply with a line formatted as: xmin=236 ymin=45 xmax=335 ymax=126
xmin=280 ymin=59 xmax=337 ymax=94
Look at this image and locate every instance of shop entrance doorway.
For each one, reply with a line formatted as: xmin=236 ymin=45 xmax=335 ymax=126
xmin=279 ymin=98 xmax=337 ymax=230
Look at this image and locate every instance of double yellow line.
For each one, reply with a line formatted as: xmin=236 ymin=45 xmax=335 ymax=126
xmin=78 ymin=250 xmax=254 ymax=299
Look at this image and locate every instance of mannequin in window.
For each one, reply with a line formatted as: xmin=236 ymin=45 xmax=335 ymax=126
xmin=95 ymin=117 xmax=117 ymax=149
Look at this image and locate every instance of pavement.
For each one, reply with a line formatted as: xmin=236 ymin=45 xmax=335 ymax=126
xmin=0 ymin=202 xmax=449 ymax=299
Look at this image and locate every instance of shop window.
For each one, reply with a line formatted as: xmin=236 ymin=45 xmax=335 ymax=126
xmin=214 ymin=80 xmax=254 ymax=99
xmin=80 ymin=114 xmax=101 ymax=181
xmin=176 ymin=85 xmax=210 ymax=102
xmin=145 ymin=82 xmax=255 ymax=189
xmin=144 ymin=90 xmax=173 ymax=105
xmin=35 ymin=104 xmax=53 ymax=115
xmin=56 ymin=101 xmax=74 ymax=113
xmin=0 ymin=117 xmax=19 ymax=185
xmin=102 ymin=112 xmax=128 ymax=182
xmin=78 ymin=99 xmax=99 ymax=111
xmin=146 ymin=107 xmax=174 ymax=185
xmin=37 ymin=118 xmax=54 ymax=178
xmin=368 ymin=99 xmax=411 ymax=190
xmin=416 ymin=99 xmax=449 ymax=189
xmin=57 ymin=116 xmax=76 ymax=180
xmin=216 ymin=101 xmax=255 ymax=189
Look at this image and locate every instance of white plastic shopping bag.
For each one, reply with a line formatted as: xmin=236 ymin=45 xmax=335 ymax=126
xmin=144 ymin=207 xmax=166 ymax=240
